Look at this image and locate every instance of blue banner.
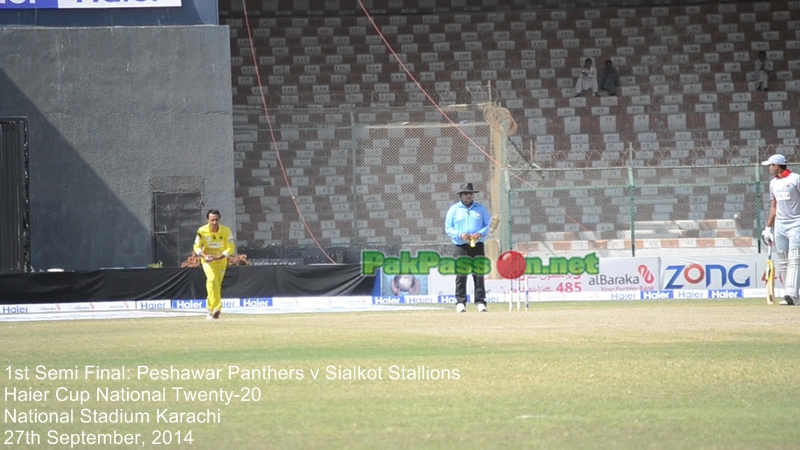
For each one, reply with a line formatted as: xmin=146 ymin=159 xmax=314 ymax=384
xmin=171 ymin=299 xmax=205 ymax=309
xmin=240 ymin=298 xmax=273 ymax=308
xmin=0 ymin=0 xmax=57 ymax=8
xmin=0 ymin=0 xmax=181 ymax=9
xmin=371 ymin=295 xmax=469 ymax=305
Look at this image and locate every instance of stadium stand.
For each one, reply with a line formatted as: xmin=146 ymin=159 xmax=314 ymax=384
xmin=222 ymin=0 xmax=800 ymax=258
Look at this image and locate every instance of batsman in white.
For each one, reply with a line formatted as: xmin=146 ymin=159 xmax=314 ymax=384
xmin=761 ymin=154 xmax=800 ymax=305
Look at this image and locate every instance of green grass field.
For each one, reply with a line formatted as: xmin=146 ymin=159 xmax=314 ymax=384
xmin=3 ymin=299 xmax=800 ymax=449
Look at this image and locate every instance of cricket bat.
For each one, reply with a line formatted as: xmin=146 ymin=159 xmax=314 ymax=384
xmin=765 ymin=245 xmax=775 ymax=305
xmin=484 ymin=214 xmax=502 ymax=279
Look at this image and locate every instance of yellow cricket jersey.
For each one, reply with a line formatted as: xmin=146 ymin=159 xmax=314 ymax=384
xmin=193 ymin=224 xmax=235 ymax=260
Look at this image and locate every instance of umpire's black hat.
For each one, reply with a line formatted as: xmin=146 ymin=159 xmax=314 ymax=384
xmin=456 ymin=182 xmax=480 ymax=194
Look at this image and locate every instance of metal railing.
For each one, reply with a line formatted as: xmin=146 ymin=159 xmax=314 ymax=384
xmin=505 ymin=162 xmax=776 ymax=258
xmin=233 ymin=104 xmax=795 ymax=261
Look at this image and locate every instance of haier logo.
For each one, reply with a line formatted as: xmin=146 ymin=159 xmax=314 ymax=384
xmin=373 ymin=296 xmax=404 ymax=305
xmin=674 ymin=290 xmax=705 ymax=299
xmin=610 ymin=292 xmax=637 ymax=300
xmin=405 ymin=296 xmax=437 ymax=304
xmin=2 ymin=306 xmax=29 ymax=314
xmin=641 ymin=290 xmax=673 ymax=300
xmin=437 ymin=295 xmax=458 ymax=304
xmin=487 ymin=293 xmax=504 ymax=303
xmin=60 ymin=0 xmax=183 ymax=8
xmin=139 ymin=301 xmax=165 ymax=310
xmin=241 ymin=298 xmax=272 ymax=308
xmin=709 ymin=289 xmax=742 ymax=299
xmin=172 ymin=300 xmax=205 ymax=309
xmin=1 ymin=0 xmax=57 ymax=8
xmin=1 ymin=0 xmax=181 ymax=9
xmin=664 ymin=264 xmax=751 ymax=289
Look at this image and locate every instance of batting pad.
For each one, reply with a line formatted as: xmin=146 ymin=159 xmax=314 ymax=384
xmin=786 ymin=248 xmax=800 ymax=299
xmin=484 ymin=214 xmax=502 ymax=280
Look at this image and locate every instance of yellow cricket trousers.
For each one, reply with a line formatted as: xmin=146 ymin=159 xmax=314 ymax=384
xmin=202 ymin=260 xmax=227 ymax=313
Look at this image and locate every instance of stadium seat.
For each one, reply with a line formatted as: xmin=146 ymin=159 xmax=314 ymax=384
xmin=221 ymin=1 xmax=800 ymax=252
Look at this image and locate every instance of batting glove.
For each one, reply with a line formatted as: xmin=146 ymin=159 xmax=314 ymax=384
xmin=762 ymin=227 xmax=774 ymax=246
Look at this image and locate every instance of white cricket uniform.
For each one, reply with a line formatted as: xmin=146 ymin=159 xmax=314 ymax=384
xmin=770 ymin=170 xmax=800 ymax=251
xmin=770 ymin=170 xmax=800 ymax=301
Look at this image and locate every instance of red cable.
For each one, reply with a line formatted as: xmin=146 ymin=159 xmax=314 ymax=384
xmin=357 ymin=0 xmax=594 ymax=235
xmin=242 ymin=2 xmax=337 ymax=263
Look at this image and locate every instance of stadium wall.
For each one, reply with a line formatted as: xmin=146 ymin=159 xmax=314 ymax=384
xmin=0 ymin=26 xmax=234 ymax=270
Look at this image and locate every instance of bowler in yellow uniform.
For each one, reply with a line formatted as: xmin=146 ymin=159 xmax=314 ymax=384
xmin=193 ymin=209 xmax=235 ymax=319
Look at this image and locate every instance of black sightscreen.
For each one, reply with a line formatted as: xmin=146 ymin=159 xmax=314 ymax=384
xmin=0 ymin=118 xmax=30 ymax=273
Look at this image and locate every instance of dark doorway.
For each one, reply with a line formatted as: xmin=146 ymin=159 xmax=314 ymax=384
xmin=153 ymin=192 xmax=203 ymax=267
xmin=0 ymin=118 xmax=30 ymax=273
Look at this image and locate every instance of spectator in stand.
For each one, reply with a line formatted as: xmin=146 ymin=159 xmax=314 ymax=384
xmin=599 ymin=59 xmax=620 ymax=96
xmin=754 ymin=51 xmax=773 ymax=92
xmin=574 ymin=58 xmax=598 ymax=97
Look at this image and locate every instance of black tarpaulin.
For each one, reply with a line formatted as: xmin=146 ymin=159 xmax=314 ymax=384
xmin=0 ymin=264 xmax=375 ymax=303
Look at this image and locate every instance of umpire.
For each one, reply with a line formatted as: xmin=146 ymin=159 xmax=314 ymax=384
xmin=444 ymin=182 xmax=492 ymax=313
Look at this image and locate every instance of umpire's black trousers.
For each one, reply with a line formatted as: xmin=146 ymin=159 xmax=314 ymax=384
xmin=453 ymin=242 xmax=486 ymax=306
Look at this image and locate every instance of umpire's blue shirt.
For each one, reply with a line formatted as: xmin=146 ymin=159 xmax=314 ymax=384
xmin=445 ymin=201 xmax=491 ymax=245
